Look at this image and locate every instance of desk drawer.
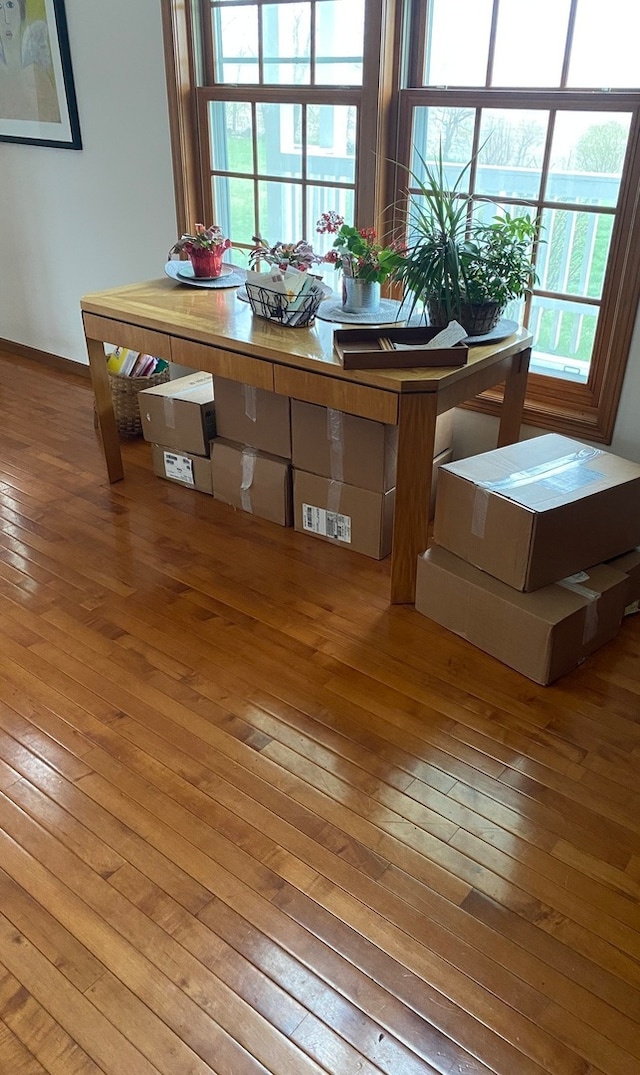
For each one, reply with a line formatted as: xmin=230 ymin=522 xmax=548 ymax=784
xmin=83 ymin=314 xmax=171 ymax=360
xmin=171 ymin=338 xmax=274 ymax=389
xmin=274 ymin=366 xmax=398 ymax=425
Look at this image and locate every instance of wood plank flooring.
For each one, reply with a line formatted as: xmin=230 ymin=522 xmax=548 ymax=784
xmin=0 ymin=349 xmax=639 ymax=1075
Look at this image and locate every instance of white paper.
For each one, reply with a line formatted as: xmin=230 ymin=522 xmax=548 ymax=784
xmin=393 ymin=320 xmax=468 ymax=351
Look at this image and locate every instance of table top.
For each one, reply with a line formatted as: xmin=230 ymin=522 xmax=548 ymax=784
xmin=81 ymin=277 xmax=533 ymax=395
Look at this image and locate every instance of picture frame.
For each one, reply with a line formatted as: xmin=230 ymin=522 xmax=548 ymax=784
xmin=0 ymin=0 xmax=81 ymax=149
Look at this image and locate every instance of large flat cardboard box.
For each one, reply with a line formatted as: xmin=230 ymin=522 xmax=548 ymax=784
xmin=607 ymin=546 xmax=640 ymax=614
xmin=152 ymin=444 xmax=213 ymax=494
xmin=211 ymin=438 xmax=292 ymax=526
xmin=415 ymin=545 xmax=628 ymax=685
xmin=291 ymin=400 xmax=453 ymax=493
xmin=293 ymin=470 xmax=395 ymax=560
xmin=139 ymin=372 xmax=216 ymax=456
xmin=433 ymin=434 xmax=640 ymax=591
xmin=213 ymin=376 xmax=291 ymax=459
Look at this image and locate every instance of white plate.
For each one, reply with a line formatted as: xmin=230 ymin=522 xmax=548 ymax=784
xmin=164 ymin=261 xmax=245 ymax=289
xmin=462 ymin=318 xmax=519 ymax=345
xmin=176 ymin=264 xmax=233 ymax=282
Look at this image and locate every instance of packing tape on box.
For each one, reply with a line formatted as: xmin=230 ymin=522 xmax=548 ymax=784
xmin=327 ymin=408 xmax=345 ymax=483
xmin=471 ymin=487 xmax=490 ymax=537
xmin=470 ymin=446 xmax=603 ymax=539
xmin=243 ymin=385 xmax=257 ymax=422
xmin=327 ymin=478 xmax=342 ymax=516
xmin=163 ymin=397 xmax=176 ymax=429
xmin=479 ymin=447 xmax=602 ymax=494
xmin=240 ymin=446 xmax=257 ymax=513
xmin=557 ymin=572 xmax=601 ymax=642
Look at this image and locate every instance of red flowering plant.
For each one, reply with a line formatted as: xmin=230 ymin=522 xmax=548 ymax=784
xmin=316 ymin=211 xmax=406 ymax=284
xmin=169 ymin=223 xmax=230 ymax=256
xmin=248 ymin=235 xmax=322 ymax=273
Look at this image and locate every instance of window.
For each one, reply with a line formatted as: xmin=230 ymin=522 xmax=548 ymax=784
xmin=163 ymin=0 xmax=640 ymax=442
xmin=181 ymin=0 xmax=391 ymax=273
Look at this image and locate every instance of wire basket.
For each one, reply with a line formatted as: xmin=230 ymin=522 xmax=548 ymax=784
xmin=107 ymin=367 xmax=170 ymax=437
xmin=244 ymin=282 xmax=323 ymax=328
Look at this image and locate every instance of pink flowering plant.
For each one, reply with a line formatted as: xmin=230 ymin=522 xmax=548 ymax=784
xmin=248 ymin=235 xmax=322 ymax=273
xmin=316 ymin=211 xmax=406 ymax=284
xmin=170 ymin=223 xmax=230 ymax=256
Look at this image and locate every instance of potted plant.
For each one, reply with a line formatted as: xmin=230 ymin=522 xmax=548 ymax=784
xmin=396 ymin=151 xmax=539 ymax=335
xmin=169 ymin=223 xmax=231 ymax=279
xmin=316 ymin=211 xmax=406 ymax=314
xmin=248 ymin=235 xmax=322 ymax=273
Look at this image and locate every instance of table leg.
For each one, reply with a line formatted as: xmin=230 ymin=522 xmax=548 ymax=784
xmin=497 ymin=346 xmax=531 ymax=448
xmin=390 ymin=393 xmax=438 ymax=605
xmin=86 ymin=334 xmax=124 ymax=483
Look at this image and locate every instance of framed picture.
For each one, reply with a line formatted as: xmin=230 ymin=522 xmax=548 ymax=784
xmin=0 ymin=0 xmax=81 ymax=149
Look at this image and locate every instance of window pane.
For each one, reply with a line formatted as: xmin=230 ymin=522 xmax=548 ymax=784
xmin=569 ymin=0 xmax=640 ymax=88
xmin=256 ymin=104 xmax=302 ymax=178
xmin=492 ymin=0 xmax=570 ymax=88
xmin=209 ymin=101 xmax=253 ymax=173
xmin=529 ymin=296 xmax=597 ymax=383
xmin=410 ymin=107 xmax=475 ymax=182
xmin=263 ymin=3 xmax=310 ymax=85
xmin=424 ymin=0 xmax=492 ymax=87
xmin=213 ymin=175 xmax=255 ymax=243
xmin=477 ymin=110 xmax=546 ymax=200
xmin=316 ymin=1 xmax=364 ymax=86
xmin=257 ymin=180 xmax=303 ymax=244
xmin=546 ymin=112 xmax=631 ymax=207
xmin=214 ymin=6 xmax=259 ymax=83
xmin=307 ymin=105 xmax=355 ymax=183
xmin=538 ymin=208 xmax=613 ymax=301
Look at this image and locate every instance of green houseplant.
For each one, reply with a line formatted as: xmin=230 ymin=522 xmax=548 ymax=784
xmin=396 ymin=151 xmax=539 ymax=335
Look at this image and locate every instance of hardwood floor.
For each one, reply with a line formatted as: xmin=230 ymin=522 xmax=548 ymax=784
xmin=0 ymin=350 xmax=639 ymax=1075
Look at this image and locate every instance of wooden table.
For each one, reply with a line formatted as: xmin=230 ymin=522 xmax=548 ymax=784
xmin=81 ymin=278 xmax=533 ymax=604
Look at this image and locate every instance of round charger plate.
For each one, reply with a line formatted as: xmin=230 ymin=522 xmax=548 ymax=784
xmin=164 ymin=261 xmax=245 ymax=289
xmin=177 ymin=264 xmax=233 ymax=282
xmin=462 ymin=318 xmax=519 ymax=345
xmin=315 ymin=297 xmax=407 ymax=325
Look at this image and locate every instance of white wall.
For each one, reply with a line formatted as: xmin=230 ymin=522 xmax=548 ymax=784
xmin=1 ymin=2 xmax=638 ymax=462
xmin=0 ymin=1 xmax=175 ymax=366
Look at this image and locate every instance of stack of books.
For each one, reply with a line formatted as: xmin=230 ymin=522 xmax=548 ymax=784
xmin=106 ymin=347 xmax=169 ymax=378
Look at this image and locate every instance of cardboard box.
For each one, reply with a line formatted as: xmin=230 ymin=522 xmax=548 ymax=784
xmin=211 ymin=438 xmax=292 ymax=526
xmin=433 ymin=434 xmax=640 ymax=591
xmin=607 ymin=546 xmax=640 ymax=614
xmin=139 ymin=372 xmax=216 ymax=456
xmin=152 ymin=444 xmax=213 ymax=494
xmin=293 ymin=470 xmax=395 ymax=559
xmin=415 ymin=545 xmax=628 ymax=685
xmin=213 ymin=376 xmax=291 ymax=459
xmin=291 ymin=400 xmax=453 ymax=494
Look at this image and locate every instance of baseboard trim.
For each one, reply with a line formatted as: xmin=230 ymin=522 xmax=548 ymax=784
xmin=0 ymin=338 xmax=91 ymax=379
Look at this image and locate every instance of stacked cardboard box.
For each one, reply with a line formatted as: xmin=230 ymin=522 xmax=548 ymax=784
xmin=290 ymin=400 xmax=454 ymax=560
xmin=138 ymin=372 xmax=216 ymax=494
xmin=415 ymin=434 xmax=640 ymax=683
xmin=210 ymin=377 xmax=293 ymax=525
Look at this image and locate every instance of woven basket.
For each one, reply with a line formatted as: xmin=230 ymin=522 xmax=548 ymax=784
xmin=108 ymin=367 xmax=170 ymax=437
